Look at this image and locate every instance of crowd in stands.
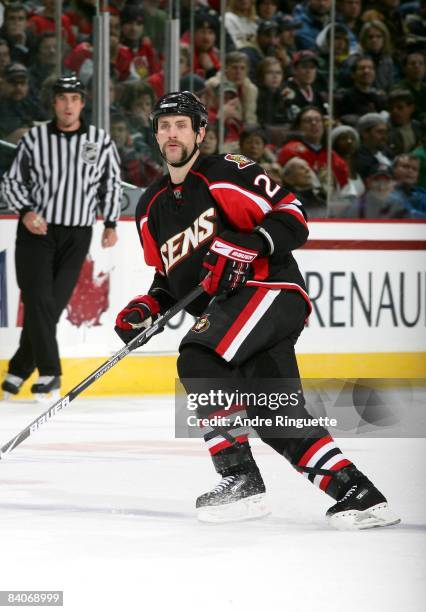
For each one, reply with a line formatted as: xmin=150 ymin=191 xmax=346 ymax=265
xmin=0 ymin=0 xmax=425 ymax=218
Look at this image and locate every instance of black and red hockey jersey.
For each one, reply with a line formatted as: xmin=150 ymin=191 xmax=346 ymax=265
xmin=135 ymin=153 xmax=311 ymax=316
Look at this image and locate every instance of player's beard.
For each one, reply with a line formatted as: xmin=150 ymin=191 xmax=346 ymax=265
xmin=162 ymin=142 xmax=189 ymax=164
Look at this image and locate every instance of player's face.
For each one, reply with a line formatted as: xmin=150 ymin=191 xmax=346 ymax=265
xmin=54 ymin=93 xmax=84 ymax=131
xmin=156 ymin=115 xmax=204 ymax=165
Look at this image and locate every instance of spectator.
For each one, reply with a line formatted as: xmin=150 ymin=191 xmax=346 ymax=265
xmin=277 ymin=105 xmax=349 ymax=189
xmin=282 ymin=156 xmax=327 ymax=216
xmin=28 ymin=0 xmax=76 ymax=50
xmin=239 ymin=125 xmax=277 ymax=164
xmin=405 ymin=0 xmax=426 ymax=44
xmin=240 ymin=19 xmax=281 ymax=82
xmin=120 ymin=4 xmax=161 ymax=79
xmin=336 ymin=0 xmax=363 ymax=45
xmin=355 ymin=112 xmax=394 ymax=180
xmin=393 ymin=51 xmax=426 ymax=121
xmin=412 ymin=121 xmax=426 ymax=187
xmin=281 ymin=50 xmax=325 ymax=123
xmin=181 ymin=10 xmax=220 ymax=79
xmin=141 ymin=0 xmax=167 ymax=56
xmin=110 ymin=113 xmax=162 ymax=188
xmin=206 ymin=51 xmax=258 ymax=124
xmin=0 ymin=62 xmax=47 ymax=139
xmin=119 ymin=80 xmax=158 ymax=155
xmin=199 ymin=124 xmax=219 ymax=155
xmin=148 ymin=44 xmax=192 ymax=99
xmin=352 ymin=164 xmax=407 ymax=218
xmin=332 ymin=124 xmax=365 ymax=201
xmin=294 ymin=0 xmax=331 ymax=50
xmin=0 ymin=2 xmax=36 ymax=65
xmin=336 ymin=55 xmax=387 ymax=121
xmin=256 ymin=56 xmax=288 ymax=125
xmin=206 ymin=79 xmax=244 ymax=147
xmin=357 ymin=20 xmax=395 ymax=91
xmin=225 ymin=0 xmax=258 ymax=49
xmin=361 ymin=0 xmax=407 ymax=51
xmin=387 ymin=89 xmax=422 ymax=155
xmin=256 ymin=0 xmax=281 ymax=21
xmin=65 ymin=12 xmax=133 ymax=82
xmin=65 ymin=0 xmax=96 ymax=42
xmin=28 ymin=32 xmax=56 ymax=100
xmin=389 ymin=153 xmax=426 ymax=217
xmin=274 ymin=16 xmax=302 ymax=70
xmin=316 ymin=23 xmax=352 ymax=88
xmin=0 ymin=37 xmax=11 ymax=96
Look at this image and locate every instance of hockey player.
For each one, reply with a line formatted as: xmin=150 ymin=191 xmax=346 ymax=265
xmin=115 ymin=91 xmax=400 ymax=530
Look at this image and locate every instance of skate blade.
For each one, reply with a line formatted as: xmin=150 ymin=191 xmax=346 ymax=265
xmin=34 ymin=389 xmax=61 ymax=403
xmin=328 ymin=503 xmax=401 ymax=531
xmin=197 ymin=493 xmax=270 ymax=524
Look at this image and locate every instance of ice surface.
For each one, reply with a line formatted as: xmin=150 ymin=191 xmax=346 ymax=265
xmin=0 ymin=396 xmax=424 ymax=612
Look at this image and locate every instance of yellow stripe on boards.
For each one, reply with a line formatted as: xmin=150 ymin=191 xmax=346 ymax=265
xmin=1 ymin=353 xmax=425 ymax=398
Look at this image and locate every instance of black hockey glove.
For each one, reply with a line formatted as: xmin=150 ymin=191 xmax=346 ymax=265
xmin=200 ymin=231 xmax=267 ymax=296
xmin=115 ymin=294 xmax=161 ymax=344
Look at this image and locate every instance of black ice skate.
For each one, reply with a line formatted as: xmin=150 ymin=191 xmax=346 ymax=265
xmin=31 ymin=376 xmax=61 ymax=402
xmin=1 ymin=374 xmax=25 ymax=399
xmin=326 ymin=478 xmax=401 ymax=530
xmin=196 ymin=444 xmax=269 ymax=523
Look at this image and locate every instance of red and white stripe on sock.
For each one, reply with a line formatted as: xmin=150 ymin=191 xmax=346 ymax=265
xmin=199 ymin=404 xmax=251 ymax=455
xmin=296 ymin=435 xmax=352 ymax=492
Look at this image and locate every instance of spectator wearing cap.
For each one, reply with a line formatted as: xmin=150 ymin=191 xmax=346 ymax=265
xmin=387 ymin=89 xmax=422 ymax=155
xmin=355 ymin=112 xmax=394 ymax=180
xmin=315 ymin=23 xmax=352 ymax=90
xmin=120 ymin=4 xmax=161 ymax=79
xmin=349 ymin=164 xmax=408 ymax=219
xmin=0 ymin=62 xmax=47 ymax=138
xmin=332 ymin=124 xmax=365 ymax=201
xmin=393 ymin=51 xmax=426 ymax=122
xmin=239 ymin=125 xmax=277 ymax=165
xmin=275 ymin=15 xmax=302 ymax=69
xmin=225 ymin=0 xmax=258 ymax=49
xmin=206 ymin=51 xmax=258 ymax=124
xmin=205 ymin=79 xmax=244 ymax=147
xmin=181 ymin=11 xmax=221 ymax=80
xmin=336 ymin=55 xmax=387 ymax=121
xmin=240 ymin=19 xmax=281 ymax=82
xmin=388 ymin=153 xmax=426 ymax=217
xmin=277 ymin=105 xmax=349 ymax=189
xmin=0 ymin=2 xmax=37 ymax=65
xmin=282 ymin=156 xmax=327 ymax=217
xmin=28 ymin=0 xmax=76 ymax=50
xmin=256 ymin=57 xmax=288 ymax=125
xmin=293 ymin=0 xmax=331 ymax=50
xmin=280 ymin=50 xmax=325 ymax=123
xmin=336 ymin=0 xmax=363 ymax=46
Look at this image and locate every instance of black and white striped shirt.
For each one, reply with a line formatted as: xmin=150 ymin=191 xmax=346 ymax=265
xmin=1 ymin=121 xmax=122 ymax=226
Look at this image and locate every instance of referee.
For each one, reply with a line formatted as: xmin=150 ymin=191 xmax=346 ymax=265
xmin=1 ymin=75 xmax=122 ymax=399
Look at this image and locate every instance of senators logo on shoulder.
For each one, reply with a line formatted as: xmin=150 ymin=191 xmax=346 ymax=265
xmin=224 ymin=153 xmax=255 ymax=170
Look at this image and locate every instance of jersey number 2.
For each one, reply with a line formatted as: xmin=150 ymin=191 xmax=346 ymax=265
xmin=254 ymin=174 xmax=280 ymax=198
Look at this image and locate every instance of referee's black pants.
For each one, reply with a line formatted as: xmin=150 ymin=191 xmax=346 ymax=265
xmin=8 ymin=222 xmax=92 ymax=379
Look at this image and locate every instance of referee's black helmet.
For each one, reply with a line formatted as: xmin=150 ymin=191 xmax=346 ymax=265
xmin=53 ymin=74 xmax=86 ymax=98
xmin=150 ymin=91 xmax=208 ymax=134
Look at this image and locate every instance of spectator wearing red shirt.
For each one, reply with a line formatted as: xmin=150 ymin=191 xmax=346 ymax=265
xmin=120 ymin=4 xmax=161 ymax=79
xmin=65 ymin=12 xmax=132 ymax=82
xmin=278 ymin=105 xmax=349 ymax=188
xmin=181 ymin=11 xmax=220 ymax=79
xmin=29 ymin=0 xmax=76 ymax=49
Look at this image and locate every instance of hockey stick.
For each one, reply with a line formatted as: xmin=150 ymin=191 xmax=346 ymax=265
xmin=0 ymin=284 xmax=205 ymax=460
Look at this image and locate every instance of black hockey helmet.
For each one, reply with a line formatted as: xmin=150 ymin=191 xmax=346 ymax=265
xmin=150 ymin=91 xmax=208 ymax=134
xmin=53 ymin=74 xmax=86 ymax=98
